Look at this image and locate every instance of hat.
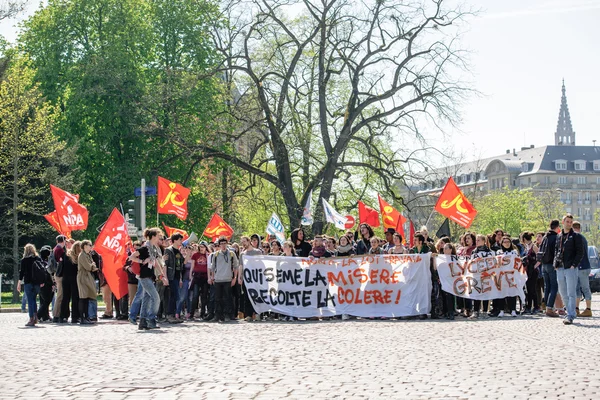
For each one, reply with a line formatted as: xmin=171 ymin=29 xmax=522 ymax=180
xmin=250 ymin=233 xmax=261 ymax=241
xmin=385 ymin=228 xmax=396 ymax=234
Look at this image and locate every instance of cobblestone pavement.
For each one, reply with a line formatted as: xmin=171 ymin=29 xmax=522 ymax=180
xmin=2 ymin=300 xmax=600 ymax=400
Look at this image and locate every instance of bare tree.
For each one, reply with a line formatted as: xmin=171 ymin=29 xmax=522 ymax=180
xmin=0 ymin=1 xmax=28 ymax=21
xmin=168 ymin=0 xmax=473 ymax=232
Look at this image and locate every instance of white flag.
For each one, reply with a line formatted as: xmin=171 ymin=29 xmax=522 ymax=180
xmin=321 ymin=198 xmax=348 ymax=230
xmin=301 ymin=190 xmax=313 ymax=225
xmin=266 ymin=212 xmax=286 ymax=244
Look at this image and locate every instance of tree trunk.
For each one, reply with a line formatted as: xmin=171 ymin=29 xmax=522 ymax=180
xmin=221 ymin=167 xmax=229 ymax=221
xmin=12 ymin=130 xmax=19 ymax=303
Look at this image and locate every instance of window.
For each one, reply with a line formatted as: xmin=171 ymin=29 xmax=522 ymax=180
xmin=574 ymin=160 xmax=586 ymax=171
xmin=585 ymin=192 xmax=591 ymax=201
xmin=566 ymin=192 xmax=572 ymax=201
xmin=521 ymin=163 xmax=528 ymax=172
xmin=577 ymin=176 xmax=587 ymax=185
xmin=596 ymin=193 xmax=600 ymax=202
xmin=544 ymin=176 xmax=551 ymax=185
xmin=558 ymin=176 xmax=568 ymax=184
xmin=470 ymin=172 xmax=477 ymax=182
xmin=555 ymin=160 xmax=567 ymax=170
xmin=594 ymin=160 xmax=600 ymax=171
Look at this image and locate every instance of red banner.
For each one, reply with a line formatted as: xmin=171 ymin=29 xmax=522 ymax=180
xmin=157 ymin=177 xmax=190 ymax=220
xmin=358 ymin=200 xmax=380 ymax=227
xmin=202 ymin=213 xmax=234 ymax=242
xmin=162 ymin=223 xmax=189 ymax=241
xmin=44 ymin=211 xmax=71 ymax=238
xmin=50 ymin=185 xmax=88 ymax=231
xmin=434 ymin=177 xmax=477 ymax=228
xmin=93 ymin=209 xmax=130 ymax=300
xmin=377 ymin=194 xmax=406 ymax=237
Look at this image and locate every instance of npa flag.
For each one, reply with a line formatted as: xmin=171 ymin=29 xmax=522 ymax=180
xmin=50 ymin=185 xmax=89 ymax=231
xmin=358 ymin=200 xmax=380 ymax=227
xmin=94 ymin=209 xmax=130 ymax=300
xmin=44 ymin=211 xmax=71 ymax=238
xmin=434 ymin=177 xmax=477 ymax=228
xmin=322 ymin=199 xmax=348 ymax=230
xmin=162 ymin=223 xmax=189 ymax=241
xmin=300 ymin=190 xmax=313 ymax=226
xmin=202 ymin=213 xmax=234 ymax=241
xmin=378 ymin=194 xmax=407 ymax=237
xmin=266 ymin=213 xmax=286 ymax=244
xmin=157 ymin=177 xmax=191 ymax=220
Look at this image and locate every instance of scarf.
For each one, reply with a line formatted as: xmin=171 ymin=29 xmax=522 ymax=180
xmin=311 ymin=245 xmax=326 ymax=258
xmin=337 ymin=244 xmax=353 ymax=254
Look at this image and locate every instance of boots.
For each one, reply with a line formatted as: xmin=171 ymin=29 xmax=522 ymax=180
xmin=25 ymin=317 xmax=35 ymax=327
xmin=138 ymin=318 xmax=149 ymax=330
xmin=579 ymin=308 xmax=593 ymax=317
xmin=34 ymin=313 xmax=39 ymax=324
xmin=546 ymin=308 xmax=559 ymax=318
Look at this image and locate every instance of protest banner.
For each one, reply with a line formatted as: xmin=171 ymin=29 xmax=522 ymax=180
xmin=242 ymin=254 xmax=431 ymax=318
xmin=436 ymin=254 xmax=527 ymax=302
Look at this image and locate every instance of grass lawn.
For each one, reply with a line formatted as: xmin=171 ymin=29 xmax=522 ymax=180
xmin=1 ymin=292 xmax=106 ymax=308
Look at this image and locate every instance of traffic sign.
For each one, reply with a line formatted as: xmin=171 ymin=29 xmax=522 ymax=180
xmin=344 ymin=215 xmax=355 ymax=229
xmin=134 ymin=186 xmax=157 ymax=197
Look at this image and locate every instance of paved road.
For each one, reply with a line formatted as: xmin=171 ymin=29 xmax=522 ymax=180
xmin=2 ymin=301 xmax=600 ymax=400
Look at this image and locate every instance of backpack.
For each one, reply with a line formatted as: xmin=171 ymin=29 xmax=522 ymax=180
xmin=539 ymin=236 xmax=554 ymax=264
xmin=31 ymin=258 xmax=49 ymax=285
xmin=47 ymin=250 xmax=58 ymax=275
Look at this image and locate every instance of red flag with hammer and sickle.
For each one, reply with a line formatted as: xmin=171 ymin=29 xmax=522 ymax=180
xmin=434 ymin=177 xmax=477 ymax=228
xmin=157 ymin=176 xmax=190 ymax=220
xmin=202 ymin=213 xmax=234 ymax=242
xmin=377 ymin=194 xmax=407 ymax=238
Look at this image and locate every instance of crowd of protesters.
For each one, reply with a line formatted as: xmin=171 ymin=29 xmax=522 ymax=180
xmin=17 ymin=213 xmax=592 ymax=328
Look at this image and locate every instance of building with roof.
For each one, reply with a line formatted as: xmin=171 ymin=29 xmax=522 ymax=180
xmin=402 ymin=81 xmax=599 ymax=233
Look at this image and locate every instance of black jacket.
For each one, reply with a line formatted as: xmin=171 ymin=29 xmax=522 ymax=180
xmin=19 ymin=256 xmax=42 ymax=284
xmin=541 ymin=230 xmax=558 ymax=264
xmin=555 ymin=229 xmax=585 ymax=269
xmin=355 ymin=238 xmax=372 ymax=255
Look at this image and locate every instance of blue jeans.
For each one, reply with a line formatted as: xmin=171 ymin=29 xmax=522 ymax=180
xmin=88 ymin=299 xmax=98 ymax=319
xmin=168 ymin=279 xmax=180 ymax=316
xmin=21 ymin=293 xmax=27 ymax=311
xmin=139 ymin=278 xmax=160 ymax=321
xmin=576 ymin=269 xmax=592 ymax=301
xmin=178 ymin=279 xmax=190 ymax=315
xmin=542 ymin=264 xmax=558 ymax=308
xmin=24 ymin=283 xmax=40 ymax=318
xmin=557 ymin=267 xmax=578 ymax=320
xmin=129 ymin=280 xmax=144 ymax=320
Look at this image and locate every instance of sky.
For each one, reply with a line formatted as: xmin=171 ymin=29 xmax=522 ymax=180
xmin=1 ymin=0 xmax=599 ymax=162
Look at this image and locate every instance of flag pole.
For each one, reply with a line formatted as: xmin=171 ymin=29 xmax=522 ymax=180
xmin=425 ymin=209 xmax=436 ymax=228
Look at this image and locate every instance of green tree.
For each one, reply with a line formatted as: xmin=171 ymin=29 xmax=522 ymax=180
xmin=0 ymin=55 xmax=73 ymax=301
xmin=471 ymin=188 xmax=551 ymax=237
xmin=19 ymin=0 xmax=223 ymax=233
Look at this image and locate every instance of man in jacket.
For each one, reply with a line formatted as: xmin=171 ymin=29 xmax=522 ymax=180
xmin=554 ymin=214 xmax=585 ymax=324
xmin=209 ymin=238 xmax=239 ymax=322
xmin=164 ymin=233 xmax=184 ymax=322
xmin=572 ymin=221 xmax=592 ymax=317
xmin=541 ymin=220 xmax=560 ymax=317
xmin=52 ymin=235 xmax=66 ymax=323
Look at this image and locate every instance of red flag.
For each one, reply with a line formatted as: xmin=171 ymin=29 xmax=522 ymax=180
xmin=157 ymin=176 xmax=191 ymax=220
xmin=358 ymin=200 xmax=380 ymax=227
xmin=434 ymin=177 xmax=477 ymax=228
xmin=94 ymin=209 xmax=130 ymax=300
xmin=50 ymin=185 xmax=89 ymax=231
xmin=377 ymin=194 xmax=406 ymax=237
xmin=44 ymin=211 xmax=71 ymax=238
xmin=202 ymin=213 xmax=234 ymax=242
xmin=162 ymin=223 xmax=189 ymax=241
xmin=409 ymin=220 xmax=415 ymax=248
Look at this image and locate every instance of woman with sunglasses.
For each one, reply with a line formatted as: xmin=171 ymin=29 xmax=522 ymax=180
xmin=261 ymin=242 xmax=271 ymax=254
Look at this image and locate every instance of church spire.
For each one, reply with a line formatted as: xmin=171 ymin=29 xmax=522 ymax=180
xmin=555 ymin=79 xmax=575 ymax=145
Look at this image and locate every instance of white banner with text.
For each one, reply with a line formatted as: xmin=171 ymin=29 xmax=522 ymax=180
xmin=436 ymin=254 xmax=527 ymax=301
xmin=242 ymin=254 xmax=431 ymax=318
